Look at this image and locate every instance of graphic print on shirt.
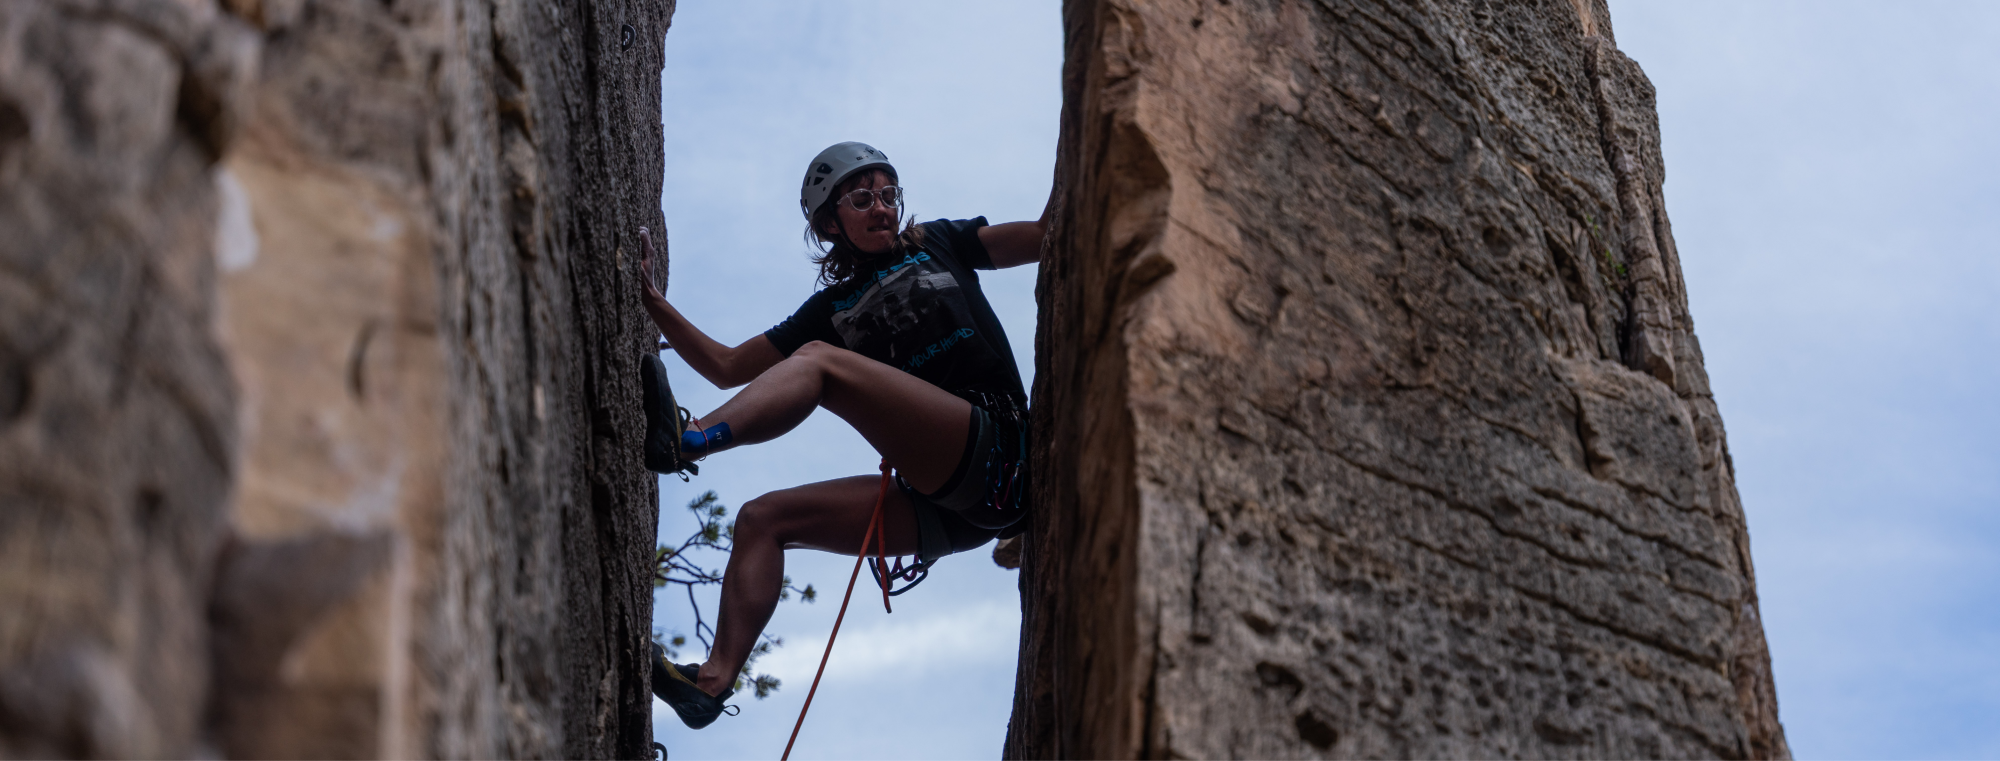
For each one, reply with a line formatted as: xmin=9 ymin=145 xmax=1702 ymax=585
xmin=831 ymin=253 xmax=981 ymax=375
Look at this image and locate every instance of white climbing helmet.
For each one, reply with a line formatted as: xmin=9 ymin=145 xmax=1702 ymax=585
xmin=800 ymin=141 xmax=896 ymax=221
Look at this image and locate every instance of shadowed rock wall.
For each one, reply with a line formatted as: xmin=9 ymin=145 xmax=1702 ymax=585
xmin=0 ymin=0 xmax=670 ymax=757
xmin=1009 ymin=0 xmax=1786 ymax=758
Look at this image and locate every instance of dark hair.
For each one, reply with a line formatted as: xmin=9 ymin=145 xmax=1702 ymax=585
xmin=803 ymin=170 xmax=926 ymax=287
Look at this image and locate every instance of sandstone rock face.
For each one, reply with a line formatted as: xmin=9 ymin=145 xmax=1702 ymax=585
xmin=1010 ymin=1 xmax=1786 ymax=758
xmin=0 ymin=0 xmax=671 ymax=757
xmin=0 ymin=3 xmax=252 ymax=755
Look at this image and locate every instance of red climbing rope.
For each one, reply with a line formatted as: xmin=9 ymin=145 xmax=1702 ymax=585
xmin=782 ymin=459 xmax=894 ymax=760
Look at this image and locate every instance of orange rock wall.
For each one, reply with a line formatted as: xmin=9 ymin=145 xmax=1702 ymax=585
xmin=1010 ymin=0 xmax=1787 ymax=757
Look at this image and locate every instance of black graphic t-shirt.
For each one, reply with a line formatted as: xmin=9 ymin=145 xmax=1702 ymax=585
xmin=764 ymin=217 xmax=1026 ymax=406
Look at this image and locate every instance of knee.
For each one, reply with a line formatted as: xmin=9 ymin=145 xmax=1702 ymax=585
xmin=791 ymin=340 xmax=837 ymax=366
xmin=735 ymin=494 xmax=787 ymax=542
xmin=788 ymin=340 xmax=859 ymax=380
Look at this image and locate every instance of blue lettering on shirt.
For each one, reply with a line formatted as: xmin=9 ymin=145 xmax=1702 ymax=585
xmin=902 ymin=327 xmax=976 ymax=372
xmin=831 ymin=252 xmax=933 ymax=312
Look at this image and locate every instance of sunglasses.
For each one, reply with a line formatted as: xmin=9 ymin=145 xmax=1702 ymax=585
xmin=839 ymin=185 xmax=903 ymax=211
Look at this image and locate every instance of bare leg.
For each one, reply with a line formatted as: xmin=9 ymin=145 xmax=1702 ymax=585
xmin=680 ymin=343 xmax=978 ymax=695
xmin=692 ymin=340 xmax=972 ymax=493
xmin=693 ymin=476 xmax=925 ymax=696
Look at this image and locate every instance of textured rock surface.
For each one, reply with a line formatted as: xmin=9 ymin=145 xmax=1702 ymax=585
xmin=1009 ymin=0 xmax=1787 ymax=758
xmin=0 ymin=2 xmax=252 ymax=755
xmin=0 ymin=0 xmax=670 ymax=757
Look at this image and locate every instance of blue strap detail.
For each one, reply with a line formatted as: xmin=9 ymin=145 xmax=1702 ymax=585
xmin=679 ymin=422 xmax=732 ymax=458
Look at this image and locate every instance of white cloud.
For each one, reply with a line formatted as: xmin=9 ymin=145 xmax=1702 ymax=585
xmin=757 ymin=600 xmax=1020 ymax=685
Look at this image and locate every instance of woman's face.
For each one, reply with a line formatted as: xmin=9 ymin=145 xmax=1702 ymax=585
xmin=825 ymin=170 xmax=900 ymax=255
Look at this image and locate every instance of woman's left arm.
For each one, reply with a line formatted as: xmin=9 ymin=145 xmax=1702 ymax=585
xmin=978 ymin=201 xmax=1051 ymax=268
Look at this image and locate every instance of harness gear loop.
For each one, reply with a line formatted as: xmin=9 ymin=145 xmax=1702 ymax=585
xmin=782 ymin=459 xmax=894 ymax=760
xmin=867 ymin=551 xmax=932 ymax=596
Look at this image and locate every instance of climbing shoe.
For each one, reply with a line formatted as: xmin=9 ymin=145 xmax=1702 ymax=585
xmin=642 ymin=353 xmax=698 ymax=477
xmin=651 ymin=642 xmax=734 ymax=730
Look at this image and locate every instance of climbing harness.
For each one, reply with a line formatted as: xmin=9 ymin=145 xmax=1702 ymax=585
xmin=867 ymin=547 xmax=933 ymax=596
xmin=968 ymin=392 xmax=1030 ymax=518
xmin=783 ymin=459 xmax=901 ymax=760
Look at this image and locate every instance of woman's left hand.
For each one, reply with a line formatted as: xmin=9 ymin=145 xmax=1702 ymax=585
xmin=979 ymin=219 xmax=1048 ymax=268
xmin=979 ymin=187 xmax=1054 ymax=268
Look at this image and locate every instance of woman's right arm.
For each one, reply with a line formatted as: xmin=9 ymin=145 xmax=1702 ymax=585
xmin=641 ymin=294 xmax=782 ymax=389
xmin=639 ymin=233 xmax=783 ymax=389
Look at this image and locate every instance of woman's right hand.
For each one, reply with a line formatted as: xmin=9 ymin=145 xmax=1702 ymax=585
xmin=639 ymin=227 xmax=667 ymax=304
xmin=634 ymin=226 xmax=783 ymax=388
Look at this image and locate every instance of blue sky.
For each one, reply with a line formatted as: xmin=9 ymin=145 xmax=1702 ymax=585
xmin=1616 ymin=2 xmax=2000 ymax=757
xmin=649 ymin=2 xmax=2000 ymax=758
xmin=650 ymin=4 xmax=1055 ymax=759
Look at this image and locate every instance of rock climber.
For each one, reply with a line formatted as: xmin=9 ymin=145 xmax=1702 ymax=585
xmin=636 ymin=142 xmax=1043 ymax=729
